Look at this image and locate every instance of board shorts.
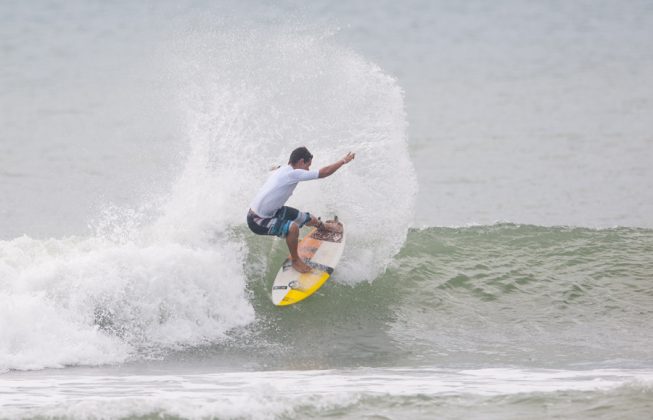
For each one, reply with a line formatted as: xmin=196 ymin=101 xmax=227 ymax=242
xmin=247 ymin=206 xmax=312 ymax=238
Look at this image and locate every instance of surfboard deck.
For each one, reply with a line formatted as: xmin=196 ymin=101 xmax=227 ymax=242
xmin=271 ymin=219 xmax=345 ymax=306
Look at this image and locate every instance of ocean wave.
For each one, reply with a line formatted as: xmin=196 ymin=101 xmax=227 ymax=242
xmin=0 ymin=23 xmax=414 ymax=373
xmin=3 ymin=222 xmax=652 ymax=372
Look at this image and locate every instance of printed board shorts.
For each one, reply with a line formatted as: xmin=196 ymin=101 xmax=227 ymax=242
xmin=247 ymin=206 xmax=312 ymax=238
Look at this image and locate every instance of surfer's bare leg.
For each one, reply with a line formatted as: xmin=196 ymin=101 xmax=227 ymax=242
xmin=287 ymin=222 xmax=312 ymax=273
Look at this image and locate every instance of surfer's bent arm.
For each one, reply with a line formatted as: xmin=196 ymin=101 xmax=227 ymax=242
xmin=318 ymin=152 xmax=356 ymax=178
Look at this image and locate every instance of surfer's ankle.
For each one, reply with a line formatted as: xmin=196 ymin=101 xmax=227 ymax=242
xmin=292 ymin=259 xmax=312 ymax=273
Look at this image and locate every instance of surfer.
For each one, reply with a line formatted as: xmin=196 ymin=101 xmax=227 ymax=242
xmin=247 ymin=146 xmax=355 ymax=273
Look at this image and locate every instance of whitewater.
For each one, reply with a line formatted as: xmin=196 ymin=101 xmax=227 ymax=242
xmin=1 ymin=1 xmax=653 ymax=419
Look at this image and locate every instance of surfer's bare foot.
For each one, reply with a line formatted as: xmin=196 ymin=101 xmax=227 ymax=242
xmin=292 ymin=259 xmax=312 ymax=273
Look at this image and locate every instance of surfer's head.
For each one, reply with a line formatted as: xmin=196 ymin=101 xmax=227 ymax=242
xmin=289 ymin=146 xmax=313 ymax=167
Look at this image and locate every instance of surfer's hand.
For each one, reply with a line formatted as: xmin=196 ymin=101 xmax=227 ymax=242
xmin=307 ymin=216 xmax=326 ymax=231
xmin=341 ymin=152 xmax=355 ymax=165
xmin=308 ymin=215 xmax=320 ymax=227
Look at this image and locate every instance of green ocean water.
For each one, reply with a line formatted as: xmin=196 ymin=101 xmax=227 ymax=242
xmin=233 ymin=224 xmax=653 ymax=371
xmin=385 ymin=225 xmax=653 ymax=367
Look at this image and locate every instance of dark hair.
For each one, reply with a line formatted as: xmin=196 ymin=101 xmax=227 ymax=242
xmin=288 ymin=146 xmax=313 ymax=164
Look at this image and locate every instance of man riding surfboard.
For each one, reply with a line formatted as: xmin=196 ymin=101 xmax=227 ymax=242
xmin=247 ymin=146 xmax=355 ymax=273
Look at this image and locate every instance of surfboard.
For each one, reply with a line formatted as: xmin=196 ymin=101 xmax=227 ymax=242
xmin=271 ymin=218 xmax=345 ymax=306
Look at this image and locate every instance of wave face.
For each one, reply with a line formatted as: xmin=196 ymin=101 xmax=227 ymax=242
xmin=228 ymin=224 xmax=653 ymax=371
xmin=0 ymin=26 xmax=415 ymax=373
xmin=3 ymin=219 xmax=652 ymax=373
xmin=382 ymin=225 xmax=653 ymax=367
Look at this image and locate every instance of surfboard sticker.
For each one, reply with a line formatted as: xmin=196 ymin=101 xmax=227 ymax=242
xmin=271 ymin=220 xmax=345 ymax=306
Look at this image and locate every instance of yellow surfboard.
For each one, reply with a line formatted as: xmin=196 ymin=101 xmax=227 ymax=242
xmin=271 ymin=218 xmax=345 ymax=306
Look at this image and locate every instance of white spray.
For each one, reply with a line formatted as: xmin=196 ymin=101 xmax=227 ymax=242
xmin=0 ymin=25 xmax=415 ymax=372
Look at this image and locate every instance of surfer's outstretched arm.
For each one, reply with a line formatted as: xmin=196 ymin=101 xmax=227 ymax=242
xmin=318 ymin=152 xmax=355 ymax=178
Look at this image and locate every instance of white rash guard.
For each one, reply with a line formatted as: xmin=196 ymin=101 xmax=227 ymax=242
xmin=250 ymin=165 xmax=319 ymax=217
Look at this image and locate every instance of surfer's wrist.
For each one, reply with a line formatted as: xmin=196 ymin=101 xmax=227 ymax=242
xmin=340 ymin=152 xmax=354 ymax=165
